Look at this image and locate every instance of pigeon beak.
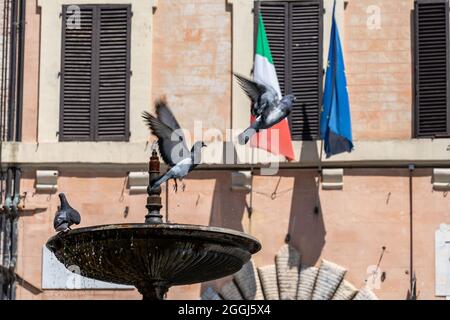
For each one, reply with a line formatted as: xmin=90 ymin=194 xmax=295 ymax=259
xmin=202 ymin=143 xmax=208 ymax=148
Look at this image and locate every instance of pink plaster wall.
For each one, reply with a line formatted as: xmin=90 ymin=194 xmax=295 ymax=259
xmin=15 ymin=169 xmax=450 ymax=300
xmin=21 ymin=0 xmax=40 ymax=143
xmin=345 ymin=0 xmax=414 ymax=140
xmin=152 ymin=0 xmax=232 ymax=138
xmin=412 ymin=170 xmax=450 ymax=300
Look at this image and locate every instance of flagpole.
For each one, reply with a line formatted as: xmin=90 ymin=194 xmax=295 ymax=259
xmin=316 ymin=0 xmax=337 ymax=215
xmin=315 ymin=139 xmax=324 ymax=215
xmin=248 ymin=0 xmax=262 ymax=233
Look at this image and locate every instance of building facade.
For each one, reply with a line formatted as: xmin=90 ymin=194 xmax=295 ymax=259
xmin=0 ymin=0 xmax=448 ymax=300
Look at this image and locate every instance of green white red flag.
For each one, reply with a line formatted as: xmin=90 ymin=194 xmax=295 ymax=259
xmin=250 ymin=15 xmax=295 ymax=161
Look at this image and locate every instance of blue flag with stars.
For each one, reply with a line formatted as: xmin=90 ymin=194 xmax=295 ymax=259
xmin=320 ymin=2 xmax=354 ymax=158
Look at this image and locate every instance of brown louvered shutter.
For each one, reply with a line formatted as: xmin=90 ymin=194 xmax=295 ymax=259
xmin=60 ymin=5 xmax=131 ymax=142
xmin=415 ymin=0 xmax=450 ymax=138
xmin=258 ymin=2 xmax=289 ymax=96
xmin=60 ymin=6 xmax=95 ymax=141
xmin=97 ymin=6 xmax=131 ymax=141
xmin=258 ymin=1 xmax=323 ymax=141
xmin=289 ymin=1 xmax=323 ymax=140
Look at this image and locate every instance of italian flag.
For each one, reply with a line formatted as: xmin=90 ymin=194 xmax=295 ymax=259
xmin=251 ymin=15 xmax=295 ymax=161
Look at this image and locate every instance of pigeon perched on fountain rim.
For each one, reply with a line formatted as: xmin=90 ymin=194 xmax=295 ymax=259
xmin=142 ymin=99 xmax=207 ymax=192
xmin=54 ymin=193 xmax=81 ymax=233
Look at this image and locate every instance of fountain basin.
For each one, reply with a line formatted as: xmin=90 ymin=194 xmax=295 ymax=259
xmin=46 ymin=223 xmax=261 ymax=300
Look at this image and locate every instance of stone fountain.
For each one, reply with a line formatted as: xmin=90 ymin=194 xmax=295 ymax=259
xmin=46 ymin=151 xmax=261 ymax=300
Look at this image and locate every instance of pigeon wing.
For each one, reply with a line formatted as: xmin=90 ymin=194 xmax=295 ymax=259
xmin=234 ymin=73 xmax=279 ymax=116
xmin=69 ymin=208 xmax=81 ymax=225
xmin=234 ymin=73 xmax=266 ymax=103
xmin=54 ymin=210 xmax=68 ymax=230
xmin=143 ymin=111 xmax=190 ymax=167
xmin=155 ymin=99 xmax=183 ymax=131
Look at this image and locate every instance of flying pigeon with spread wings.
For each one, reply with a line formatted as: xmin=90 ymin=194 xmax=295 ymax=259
xmin=234 ymin=73 xmax=296 ymax=145
xmin=143 ymin=99 xmax=207 ymax=192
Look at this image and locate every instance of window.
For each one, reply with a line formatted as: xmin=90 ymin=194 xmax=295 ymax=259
xmin=60 ymin=5 xmax=131 ymax=142
xmin=414 ymin=0 xmax=450 ymax=138
xmin=256 ymin=0 xmax=323 ymax=141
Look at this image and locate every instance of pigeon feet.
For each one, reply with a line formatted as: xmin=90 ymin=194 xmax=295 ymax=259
xmin=59 ymin=228 xmax=71 ymax=234
xmin=171 ymin=180 xmax=186 ymax=193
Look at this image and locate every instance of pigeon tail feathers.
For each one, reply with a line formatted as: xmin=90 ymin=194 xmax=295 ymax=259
xmin=149 ymin=174 xmax=171 ymax=192
xmin=238 ymin=127 xmax=258 ymax=145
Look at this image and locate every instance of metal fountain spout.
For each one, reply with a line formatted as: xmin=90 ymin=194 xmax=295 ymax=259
xmin=146 ymin=150 xmax=163 ymax=224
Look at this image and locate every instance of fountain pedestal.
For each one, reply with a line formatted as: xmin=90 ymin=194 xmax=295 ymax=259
xmin=138 ymin=282 xmax=169 ymax=301
xmin=46 ymin=151 xmax=261 ymax=300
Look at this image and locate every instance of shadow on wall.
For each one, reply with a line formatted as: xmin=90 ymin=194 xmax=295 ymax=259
xmin=286 ymin=136 xmax=326 ymax=267
xmin=285 ymin=169 xmax=326 ymax=268
xmin=196 ymin=171 xmax=248 ymax=295
xmin=208 ymin=171 xmax=247 ymax=232
xmin=280 ymin=104 xmax=327 ymax=266
xmin=199 ymin=138 xmax=327 ymax=294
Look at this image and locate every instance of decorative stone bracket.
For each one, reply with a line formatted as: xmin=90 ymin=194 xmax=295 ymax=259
xmin=35 ymin=170 xmax=59 ymax=193
xmin=231 ymin=171 xmax=252 ymax=193
xmin=128 ymin=172 xmax=150 ymax=195
xmin=322 ymin=169 xmax=344 ymax=190
xmin=433 ymin=169 xmax=450 ymax=191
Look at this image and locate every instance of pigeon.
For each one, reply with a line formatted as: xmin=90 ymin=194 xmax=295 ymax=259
xmin=54 ymin=193 xmax=81 ymax=233
xmin=142 ymin=99 xmax=207 ymax=193
xmin=234 ymin=73 xmax=296 ymax=145
xmin=234 ymin=73 xmax=279 ymax=118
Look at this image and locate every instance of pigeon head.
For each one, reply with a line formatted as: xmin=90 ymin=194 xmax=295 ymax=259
xmin=59 ymin=193 xmax=66 ymax=202
xmin=191 ymin=141 xmax=208 ymax=152
xmin=283 ymin=94 xmax=297 ymax=104
xmin=191 ymin=141 xmax=207 ymax=165
xmin=59 ymin=193 xmax=69 ymax=209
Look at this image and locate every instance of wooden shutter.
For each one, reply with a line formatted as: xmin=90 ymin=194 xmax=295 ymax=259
xmin=258 ymin=2 xmax=289 ymax=96
xmin=258 ymin=1 xmax=323 ymax=141
xmin=97 ymin=6 xmax=131 ymax=141
xmin=60 ymin=6 xmax=95 ymax=141
xmin=289 ymin=1 xmax=323 ymax=140
xmin=60 ymin=5 xmax=131 ymax=142
xmin=415 ymin=0 xmax=450 ymax=138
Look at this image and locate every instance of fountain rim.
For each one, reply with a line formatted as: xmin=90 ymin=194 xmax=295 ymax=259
xmin=46 ymin=223 xmax=262 ymax=254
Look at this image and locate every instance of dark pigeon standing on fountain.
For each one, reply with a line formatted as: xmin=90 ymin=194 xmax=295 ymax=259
xmin=234 ymin=73 xmax=297 ymax=145
xmin=54 ymin=193 xmax=81 ymax=233
xmin=142 ymin=99 xmax=207 ymax=193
